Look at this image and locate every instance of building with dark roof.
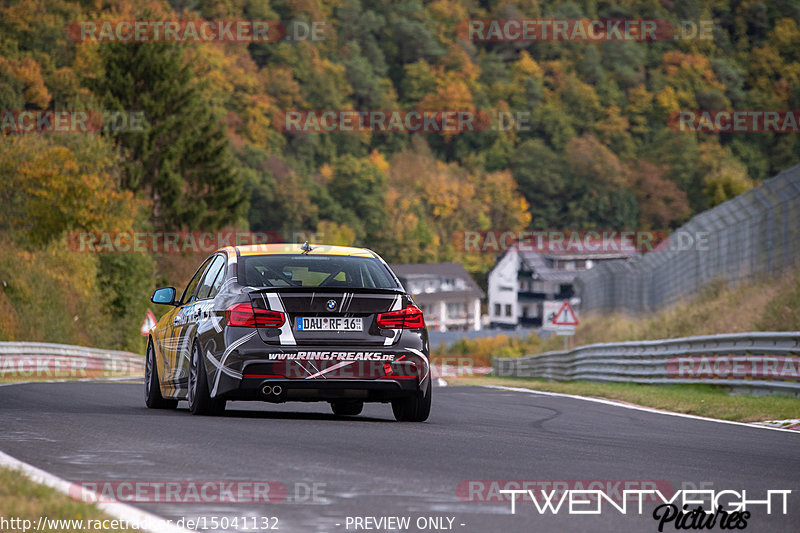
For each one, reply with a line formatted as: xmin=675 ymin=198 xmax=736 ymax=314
xmin=391 ymin=262 xmax=484 ymax=332
xmin=487 ymin=247 xmax=636 ymax=328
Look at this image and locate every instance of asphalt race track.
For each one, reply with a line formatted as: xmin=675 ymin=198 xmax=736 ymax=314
xmin=0 ymin=381 xmax=798 ymax=533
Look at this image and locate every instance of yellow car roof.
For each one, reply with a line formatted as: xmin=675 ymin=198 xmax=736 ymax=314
xmin=235 ymin=243 xmax=378 ymax=258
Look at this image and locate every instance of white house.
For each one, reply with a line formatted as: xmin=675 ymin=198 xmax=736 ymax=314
xmin=391 ymin=262 xmax=484 ymax=332
xmin=487 ymin=247 xmax=635 ymax=328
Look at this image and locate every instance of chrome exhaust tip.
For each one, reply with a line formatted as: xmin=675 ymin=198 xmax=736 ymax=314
xmin=261 ymin=384 xmax=283 ymax=397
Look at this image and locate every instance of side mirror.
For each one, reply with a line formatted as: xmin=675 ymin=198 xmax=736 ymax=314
xmin=151 ymin=287 xmax=177 ymax=305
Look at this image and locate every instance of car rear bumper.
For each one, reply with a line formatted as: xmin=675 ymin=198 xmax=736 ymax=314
xmin=205 ymin=340 xmax=430 ymax=400
xmin=224 ymin=376 xmax=420 ymax=402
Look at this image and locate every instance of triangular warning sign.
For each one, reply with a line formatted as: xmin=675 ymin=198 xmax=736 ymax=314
xmin=140 ymin=309 xmax=157 ymax=336
xmin=552 ymin=301 xmax=578 ymax=326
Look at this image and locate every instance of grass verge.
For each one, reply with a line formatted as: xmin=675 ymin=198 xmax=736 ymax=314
xmin=0 ymin=372 xmax=141 ymax=385
xmin=0 ymin=466 xmax=134 ymax=532
xmin=448 ymin=375 xmax=800 ymax=423
xmin=535 ymin=269 xmax=800 ymax=354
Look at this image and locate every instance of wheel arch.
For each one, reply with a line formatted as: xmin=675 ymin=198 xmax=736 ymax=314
xmin=191 ymin=336 xmax=219 ymax=398
xmin=147 ymin=335 xmax=165 ymax=394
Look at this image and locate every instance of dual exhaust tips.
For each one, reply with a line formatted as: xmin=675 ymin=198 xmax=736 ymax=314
xmin=261 ymin=384 xmax=283 ymax=396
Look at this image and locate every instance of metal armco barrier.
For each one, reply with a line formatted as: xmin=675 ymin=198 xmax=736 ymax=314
xmin=0 ymin=342 xmax=143 ymax=378
xmin=493 ymin=332 xmax=800 ymax=396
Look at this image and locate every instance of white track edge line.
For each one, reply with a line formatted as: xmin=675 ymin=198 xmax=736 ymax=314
xmin=479 ymin=384 xmax=800 ymax=435
xmin=0 ymin=450 xmax=191 ymax=533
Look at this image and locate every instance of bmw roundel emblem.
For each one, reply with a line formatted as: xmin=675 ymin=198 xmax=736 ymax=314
xmin=326 ymin=299 xmax=337 ymax=310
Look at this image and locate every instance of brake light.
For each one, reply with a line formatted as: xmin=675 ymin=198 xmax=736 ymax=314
xmin=225 ymin=303 xmax=285 ymax=328
xmin=376 ymin=304 xmax=425 ymax=329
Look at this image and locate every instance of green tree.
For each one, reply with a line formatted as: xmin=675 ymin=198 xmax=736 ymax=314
xmin=89 ymin=41 xmax=246 ymax=230
xmin=564 ymin=135 xmax=639 ymax=229
xmin=326 ymin=155 xmax=388 ymax=243
xmin=509 ymin=139 xmax=568 ymax=228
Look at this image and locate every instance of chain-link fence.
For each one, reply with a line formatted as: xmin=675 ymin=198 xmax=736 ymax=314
xmin=576 ymin=163 xmax=800 ymax=313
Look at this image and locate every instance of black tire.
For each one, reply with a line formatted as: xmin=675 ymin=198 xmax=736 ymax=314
xmin=188 ymin=342 xmax=226 ymax=416
xmin=145 ymin=341 xmax=178 ymax=409
xmin=330 ymin=400 xmax=364 ymax=416
xmin=391 ymin=378 xmax=431 ymax=422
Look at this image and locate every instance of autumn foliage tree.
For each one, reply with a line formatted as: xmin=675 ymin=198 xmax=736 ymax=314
xmin=2 ymin=0 xmax=799 ymax=348
xmin=88 ymin=39 xmax=246 ymax=230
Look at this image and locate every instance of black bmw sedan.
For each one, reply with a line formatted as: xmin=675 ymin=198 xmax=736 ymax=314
xmin=145 ymin=243 xmax=431 ymax=421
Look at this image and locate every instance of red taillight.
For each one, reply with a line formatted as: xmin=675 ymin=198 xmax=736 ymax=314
xmin=376 ymin=304 xmax=425 ymax=329
xmin=225 ymin=303 xmax=285 ymax=328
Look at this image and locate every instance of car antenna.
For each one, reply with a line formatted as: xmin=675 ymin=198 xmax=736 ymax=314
xmin=301 ymin=241 xmax=314 ymax=254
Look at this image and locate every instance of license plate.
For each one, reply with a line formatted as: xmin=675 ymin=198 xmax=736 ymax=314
xmin=295 ymin=317 xmax=363 ymax=331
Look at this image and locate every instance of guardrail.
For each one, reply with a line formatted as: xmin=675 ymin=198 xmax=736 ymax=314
xmin=0 ymin=342 xmax=143 ymax=379
xmin=493 ymin=332 xmax=800 ymax=396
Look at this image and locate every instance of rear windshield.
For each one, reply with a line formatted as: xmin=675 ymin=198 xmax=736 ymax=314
xmin=239 ymin=254 xmax=400 ymax=289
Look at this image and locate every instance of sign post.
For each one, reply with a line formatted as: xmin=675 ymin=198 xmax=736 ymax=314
xmin=140 ymin=309 xmax=157 ymax=336
xmin=542 ymin=301 xmax=579 ymax=350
